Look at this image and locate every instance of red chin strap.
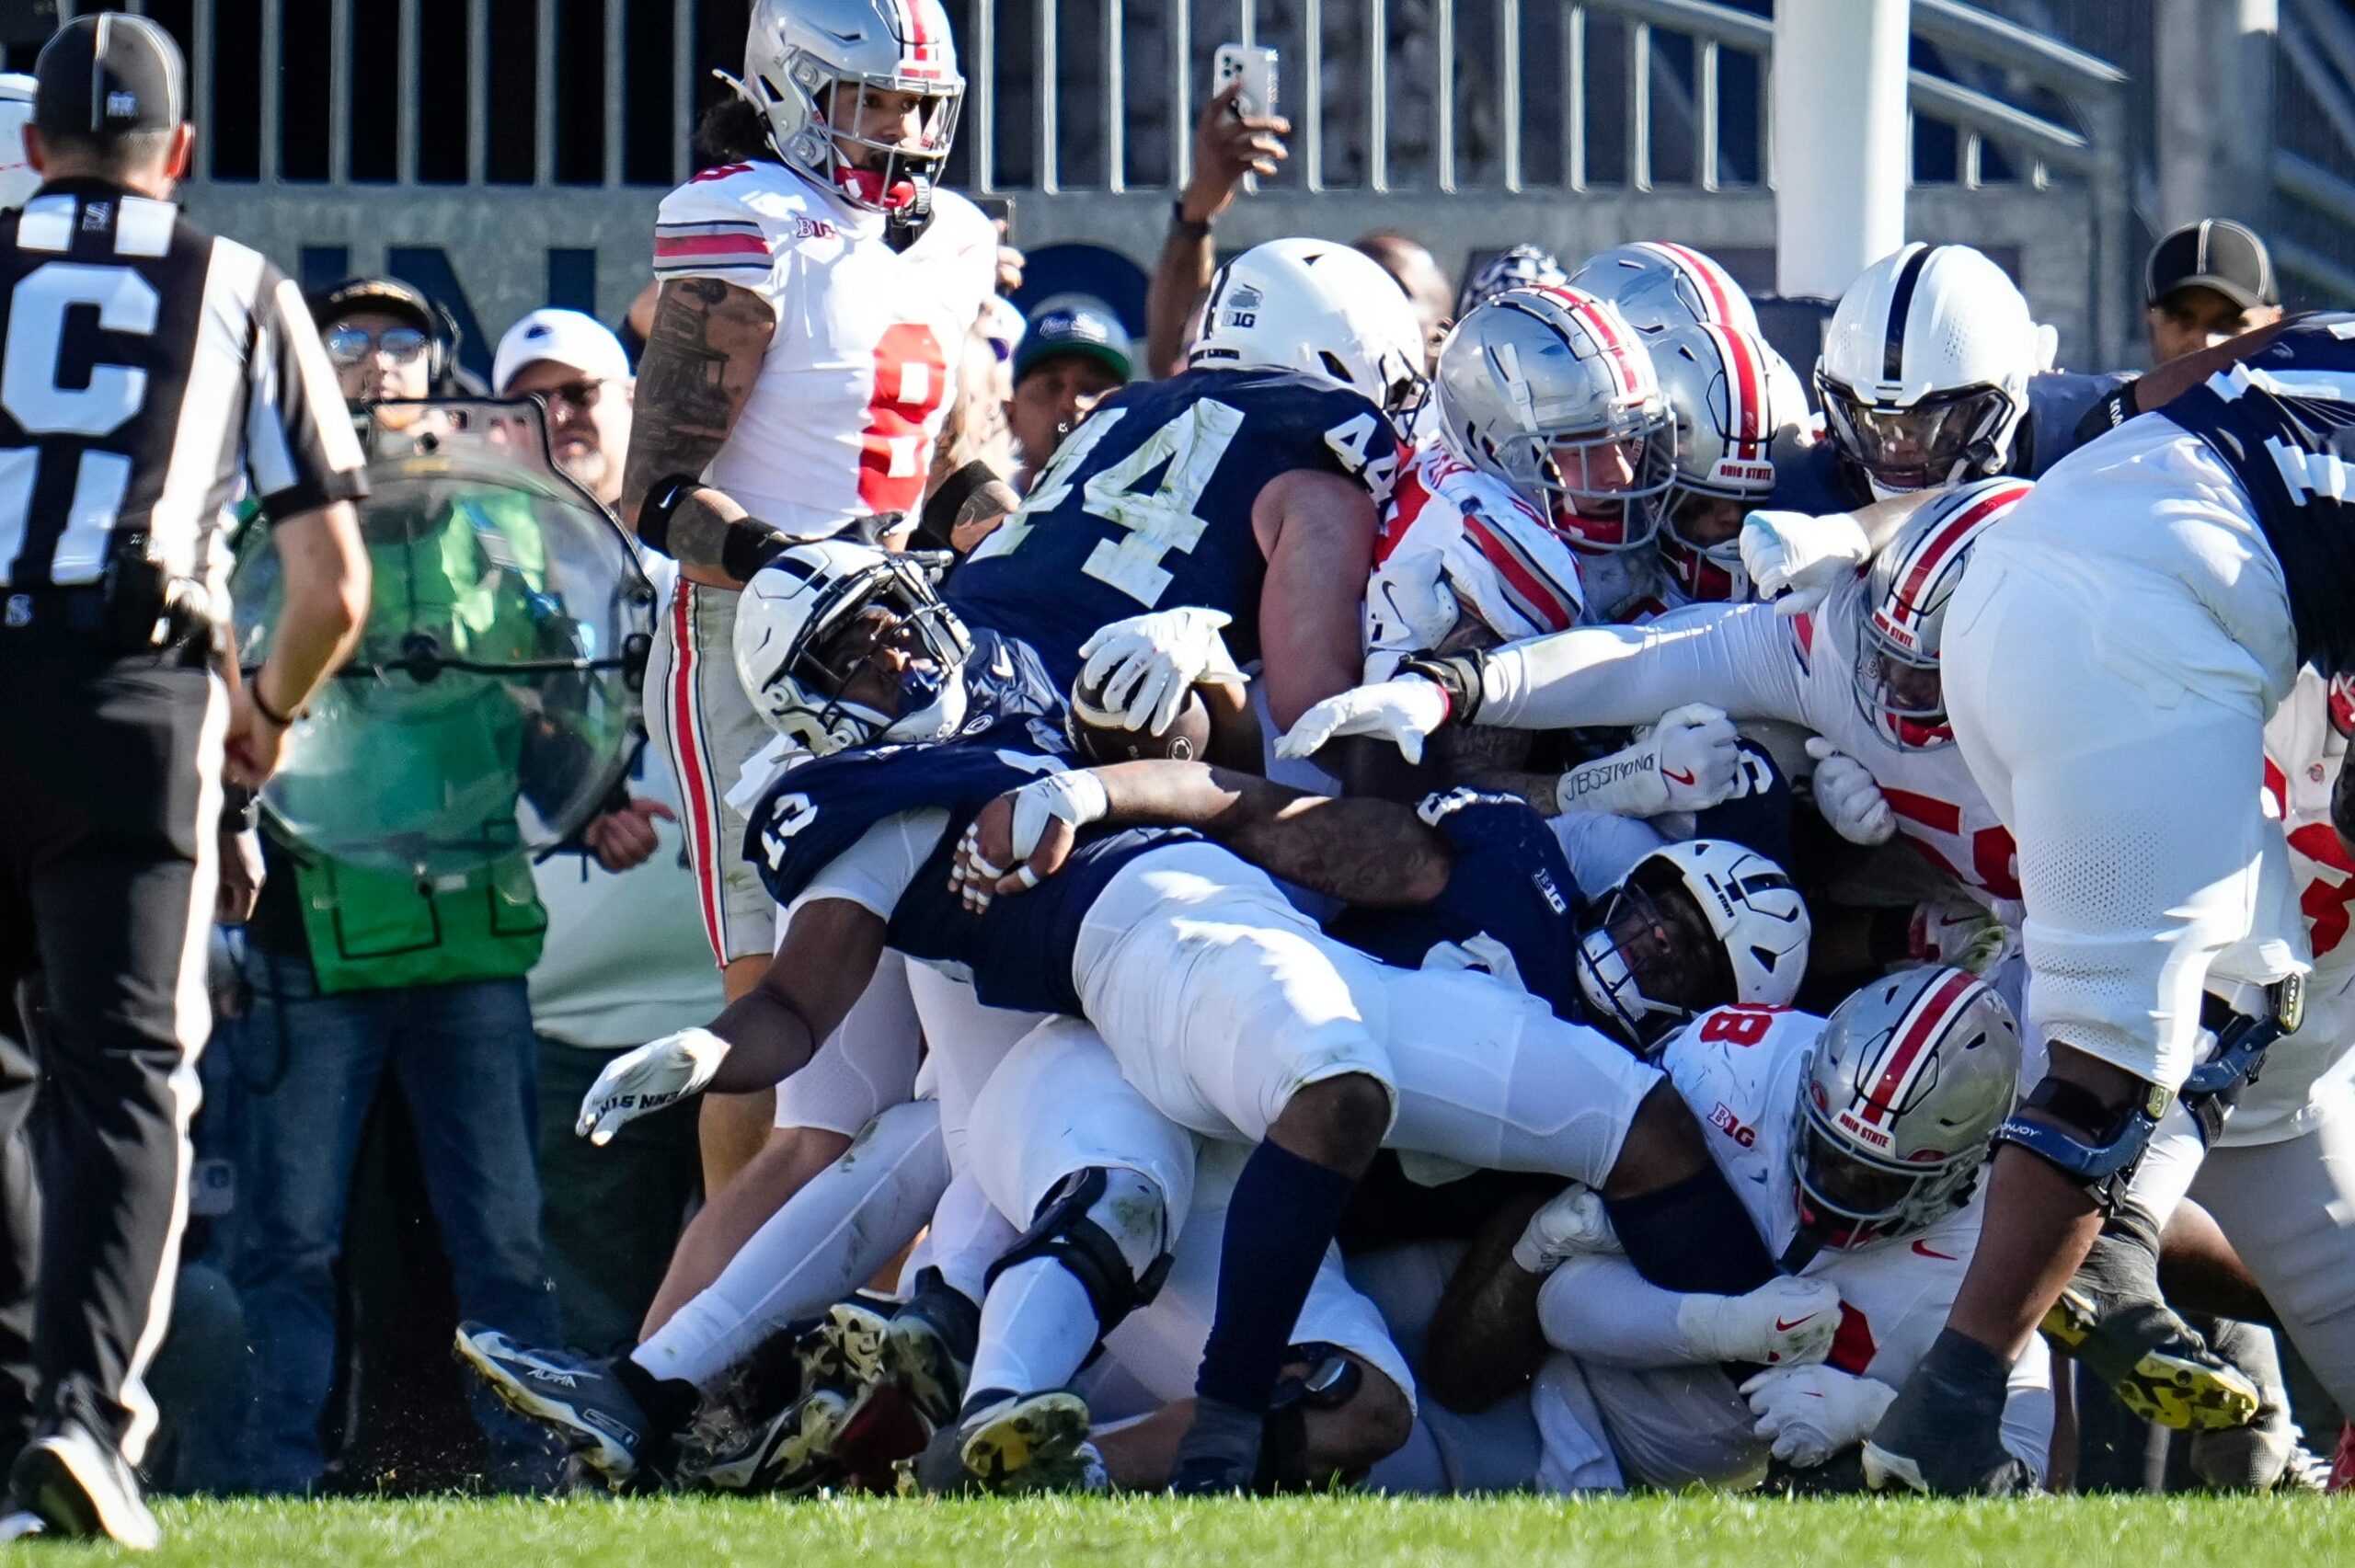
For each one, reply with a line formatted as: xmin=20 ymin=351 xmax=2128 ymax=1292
xmin=837 ymin=165 xmax=921 ymax=212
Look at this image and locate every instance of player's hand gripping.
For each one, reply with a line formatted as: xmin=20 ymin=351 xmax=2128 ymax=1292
xmin=576 ymin=1026 xmax=731 ymax=1145
xmin=1675 ymin=1276 xmax=1843 ymax=1367
xmin=1740 ymin=509 xmax=1872 ymax=617
xmin=1804 ymin=737 xmax=1896 ymax=844
xmin=1740 ymin=1365 xmax=1898 ymax=1468
xmin=1277 ymin=675 xmax=1453 ymax=764
xmin=1075 ymin=607 xmax=1246 ymax=736
xmin=1511 ymin=1184 xmax=1622 ymax=1276
xmin=948 ymin=771 xmax=1110 ymax=911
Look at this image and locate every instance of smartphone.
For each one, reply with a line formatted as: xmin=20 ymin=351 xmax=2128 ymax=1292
xmin=973 ymin=194 xmax=1016 ymax=246
xmin=1213 ymin=42 xmax=1280 ymax=119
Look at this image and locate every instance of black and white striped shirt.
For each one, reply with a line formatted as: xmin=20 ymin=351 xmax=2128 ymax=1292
xmin=0 ymin=177 xmax=366 ymax=590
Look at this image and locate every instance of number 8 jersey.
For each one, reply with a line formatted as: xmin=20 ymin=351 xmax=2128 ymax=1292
xmin=652 ymin=159 xmax=998 ymax=535
xmin=948 ymin=367 xmax=1401 ymax=685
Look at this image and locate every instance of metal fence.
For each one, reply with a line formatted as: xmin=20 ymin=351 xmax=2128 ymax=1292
xmin=30 ymin=0 xmax=2139 ymax=372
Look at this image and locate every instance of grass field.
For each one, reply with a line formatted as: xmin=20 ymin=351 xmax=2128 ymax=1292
xmin=27 ymin=1493 xmax=2355 ymax=1566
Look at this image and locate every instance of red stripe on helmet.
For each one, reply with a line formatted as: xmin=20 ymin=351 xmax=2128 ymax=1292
xmin=1859 ymin=968 xmax=1980 ymax=1127
xmin=1713 ymin=324 xmax=1764 ymax=460
xmin=1654 ymin=242 xmax=1737 ymax=325
xmin=1553 ymin=283 xmax=1644 ymax=399
xmin=1887 ymin=482 xmax=2028 ymax=633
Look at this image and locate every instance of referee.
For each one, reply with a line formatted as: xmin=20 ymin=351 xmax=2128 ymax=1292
xmin=0 ymin=17 xmax=369 ymax=1547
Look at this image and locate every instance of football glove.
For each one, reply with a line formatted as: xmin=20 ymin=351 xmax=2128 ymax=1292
xmin=577 ymin=1026 xmax=730 ymax=1146
xmin=1675 ymin=1276 xmax=1842 ymax=1367
xmin=1740 ymin=1364 xmax=1898 ymax=1468
xmin=1075 ymin=607 xmax=1246 ymax=737
xmin=1741 ymin=509 xmax=1872 ymax=617
xmin=1805 ymin=737 xmax=1895 ymax=844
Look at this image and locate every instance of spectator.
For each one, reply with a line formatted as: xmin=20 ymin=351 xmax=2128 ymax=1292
xmin=492 ymin=308 xmax=636 ymax=509
xmin=2145 ymin=218 xmax=2281 ymax=366
xmin=1008 ymin=293 xmax=1132 ymax=483
xmin=1145 ymin=80 xmax=1290 ymax=376
xmin=1352 ymin=229 xmax=1454 ymax=368
xmin=310 ymin=276 xmax=453 ymax=405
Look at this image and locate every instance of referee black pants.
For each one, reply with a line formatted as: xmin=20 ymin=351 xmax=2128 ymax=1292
xmin=0 ymin=635 xmax=222 ymax=1467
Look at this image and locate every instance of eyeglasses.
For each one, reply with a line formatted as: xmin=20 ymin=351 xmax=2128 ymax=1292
xmin=325 ymin=325 xmax=430 ymax=369
xmin=530 ymin=378 xmax=606 ymax=413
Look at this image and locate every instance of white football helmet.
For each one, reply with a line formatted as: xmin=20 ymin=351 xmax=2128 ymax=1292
xmin=1816 ymin=243 xmax=2039 ymax=499
xmin=1796 ymin=965 xmax=2021 ymax=1249
xmin=0 ymin=75 xmax=35 ymax=213
xmin=1568 ymin=241 xmax=1763 ymax=338
xmin=1650 ymin=322 xmax=1810 ymax=601
xmin=1854 ymin=475 xmax=2031 ymax=749
xmin=734 ymin=539 xmax=972 ymax=756
xmin=1433 ymin=284 xmax=1677 ymax=552
xmin=1577 ymin=839 xmax=1811 ymax=1052
xmin=1189 ymin=237 xmax=1428 ymax=418
xmin=725 ymin=0 xmax=963 ymax=214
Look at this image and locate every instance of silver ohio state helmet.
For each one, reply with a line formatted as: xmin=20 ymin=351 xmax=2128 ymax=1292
xmin=725 ymin=0 xmax=964 ymax=214
xmin=1189 ymin=238 xmax=1428 ymax=418
xmin=1816 ymin=243 xmax=2038 ymax=498
xmin=1434 ymin=285 xmax=1678 ymax=552
xmin=1577 ymin=839 xmax=1811 ymax=1052
xmin=1854 ymin=475 xmax=2031 ymax=749
xmin=1651 ymin=322 xmax=1810 ymax=601
xmin=1568 ymin=241 xmax=1763 ymax=338
xmin=735 ymin=540 xmax=971 ymax=756
xmin=1796 ymin=965 xmax=2021 ymax=1249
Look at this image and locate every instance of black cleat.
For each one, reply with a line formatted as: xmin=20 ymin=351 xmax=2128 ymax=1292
xmin=2039 ymin=1288 xmax=2259 ymax=1432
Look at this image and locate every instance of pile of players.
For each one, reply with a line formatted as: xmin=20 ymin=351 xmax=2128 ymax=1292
xmin=454 ymin=0 xmax=2355 ymax=1505
xmin=454 ymin=228 xmax=2355 ymax=1499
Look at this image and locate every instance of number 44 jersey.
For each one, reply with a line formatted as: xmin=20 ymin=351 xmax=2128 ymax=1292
xmin=948 ymin=367 xmax=1402 ymax=686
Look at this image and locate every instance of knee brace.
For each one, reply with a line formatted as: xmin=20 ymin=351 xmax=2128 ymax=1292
xmin=2179 ymin=977 xmax=2303 ymax=1143
xmin=984 ymin=1167 xmax=1173 ymax=1335
xmin=1994 ymin=1076 xmax=2175 ymax=1211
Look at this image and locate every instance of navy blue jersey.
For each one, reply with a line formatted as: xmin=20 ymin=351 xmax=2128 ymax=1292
xmin=956 ymin=625 xmax=1067 ymax=728
xmin=1327 ymin=789 xmax=1592 ymax=1023
xmin=948 ymin=367 xmax=1400 ymax=686
xmin=747 ymin=715 xmax=1199 ymax=1015
xmin=2159 ymin=315 xmax=2355 ymax=673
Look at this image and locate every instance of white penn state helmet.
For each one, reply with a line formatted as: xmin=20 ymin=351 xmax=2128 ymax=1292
xmin=1816 ymin=243 xmax=2039 ymax=499
xmin=735 ymin=539 xmax=972 ymax=757
xmin=0 ymin=74 xmax=36 ymax=212
xmin=1568 ymin=241 xmax=1763 ymax=338
xmin=1189 ymin=237 xmax=1428 ymax=418
xmin=1577 ymin=838 xmax=1811 ymax=1052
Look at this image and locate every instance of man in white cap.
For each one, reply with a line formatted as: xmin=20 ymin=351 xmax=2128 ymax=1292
xmin=493 ymin=308 xmax=635 ymax=510
xmin=0 ymin=74 xmax=34 ymax=212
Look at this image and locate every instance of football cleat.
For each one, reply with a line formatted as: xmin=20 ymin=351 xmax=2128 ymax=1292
xmin=2039 ymin=1288 xmax=2259 ymax=1432
xmin=453 ymin=1324 xmax=648 ymax=1485
xmin=694 ymin=1387 xmax=853 ymax=1495
xmin=798 ymin=1297 xmax=893 ymax=1392
xmin=8 ymin=1416 xmax=158 ymax=1551
xmin=2189 ymin=1319 xmax=2315 ymax=1491
xmin=878 ymin=1273 xmax=981 ymax=1429
xmin=898 ymin=1391 xmax=1094 ymax=1495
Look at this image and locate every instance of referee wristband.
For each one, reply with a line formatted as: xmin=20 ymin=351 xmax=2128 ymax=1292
xmin=250 ymin=675 xmax=302 ymax=728
xmin=638 ymin=474 xmax=702 ymax=557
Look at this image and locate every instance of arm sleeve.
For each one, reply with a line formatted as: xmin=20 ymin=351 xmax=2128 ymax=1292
xmin=1536 ymin=1253 xmax=1711 ymax=1368
xmin=244 ymin=269 xmax=370 ymax=523
xmin=1475 ymin=603 xmax=1809 ymax=733
xmin=785 ymin=808 xmax=950 ymax=922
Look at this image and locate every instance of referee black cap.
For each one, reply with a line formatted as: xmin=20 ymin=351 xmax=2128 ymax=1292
xmin=32 ymin=13 xmax=186 ymax=138
xmin=2145 ymin=219 xmax=2278 ymax=313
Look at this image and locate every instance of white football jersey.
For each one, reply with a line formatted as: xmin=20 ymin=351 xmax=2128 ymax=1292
xmin=651 ymin=160 xmax=998 ymax=536
xmin=1363 ymin=444 xmax=1586 ymax=681
xmin=2237 ymin=668 xmax=2355 ymax=1144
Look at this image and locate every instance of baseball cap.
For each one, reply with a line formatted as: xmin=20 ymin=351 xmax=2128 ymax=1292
xmin=2145 ymin=219 xmax=2278 ymax=312
xmin=32 ymin=13 xmax=186 ymax=137
xmin=309 ymin=276 xmax=440 ymax=336
xmin=493 ymin=308 xmax=632 ymax=395
xmin=1014 ymin=294 xmax=1134 ymax=384
xmin=0 ymin=74 xmax=37 ymax=211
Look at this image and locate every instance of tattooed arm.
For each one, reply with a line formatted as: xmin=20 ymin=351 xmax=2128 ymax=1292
xmin=619 ymin=277 xmax=779 ymax=588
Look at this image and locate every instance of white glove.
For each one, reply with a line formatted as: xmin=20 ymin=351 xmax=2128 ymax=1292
xmin=1909 ymin=899 xmax=2017 ymax=975
xmin=1740 ymin=509 xmax=1871 ymax=617
xmin=1075 ymin=607 xmax=1246 ymax=736
xmin=576 ymin=1026 xmax=731 ymax=1146
xmin=1674 ymin=1276 xmax=1842 ymax=1367
xmin=1005 ymin=769 xmax=1109 ymax=862
xmin=1558 ymin=704 xmax=1740 ymax=818
xmin=1740 ymin=1365 xmax=1897 ymax=1468
xmin=1276 ymin=676 xmax=1453 ymax=764
xmin=1805 ymin=737 xmax=1895 ymax=845
xmin=1511 ymin=1184 xmax=1622 ymax=1276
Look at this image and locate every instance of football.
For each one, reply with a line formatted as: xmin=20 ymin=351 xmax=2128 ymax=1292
xmin=1066 ymin=673 xmax=1214 ymax=764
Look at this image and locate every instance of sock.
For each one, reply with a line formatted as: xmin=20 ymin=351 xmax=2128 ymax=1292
xmin=613 ymin=1354 xmax=700 ymax=1438
xmin=963 ymin=1258 xmax=1099 ymax=1411
xmin=1193 ymin=1139 xmax=1359 ymax=1412
xmin=1604 ymin=1166 xmax=1777 ymax=1297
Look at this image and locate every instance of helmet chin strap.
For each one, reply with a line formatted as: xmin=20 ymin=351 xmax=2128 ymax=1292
xmin=879 ymin=669 xmax=969 ymax=744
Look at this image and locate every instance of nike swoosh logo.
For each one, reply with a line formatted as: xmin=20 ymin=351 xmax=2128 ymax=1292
xmin=1911 ymin=1239 xmax=1958 ymax=1260
xmin=1663 ymin=767 xmax=1696 ymax=786
xmin=1775 ymin=1314 xmax=1819 ymax=1332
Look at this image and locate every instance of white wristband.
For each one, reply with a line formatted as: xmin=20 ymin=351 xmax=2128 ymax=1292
xmin=1008 ymin=769 xmax=1112 ymax=860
